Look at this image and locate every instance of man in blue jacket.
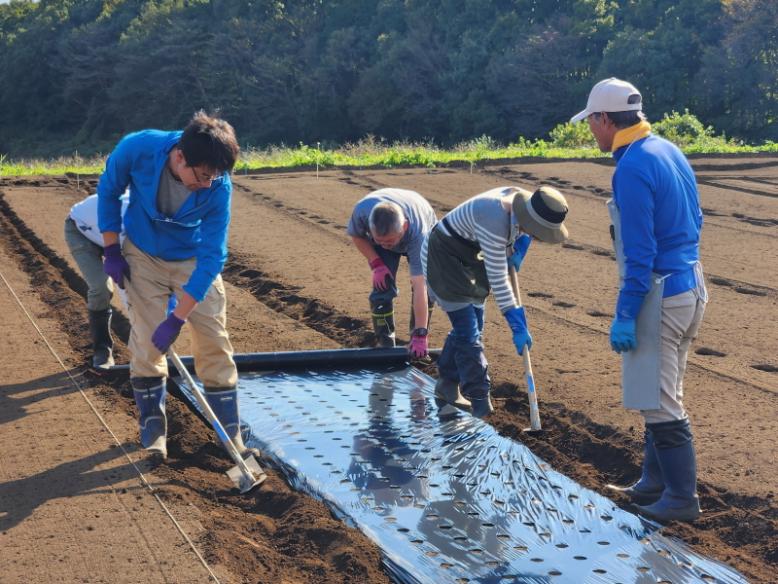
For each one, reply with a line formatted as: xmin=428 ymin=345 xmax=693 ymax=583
xmin=98 ymin=111 xmax=251 ymax=460
xmin=571 ymin=79 xmax=708 ymax=522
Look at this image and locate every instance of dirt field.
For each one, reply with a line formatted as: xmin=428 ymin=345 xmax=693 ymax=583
xmin=0 ymin=155 xmax=775 ymax=583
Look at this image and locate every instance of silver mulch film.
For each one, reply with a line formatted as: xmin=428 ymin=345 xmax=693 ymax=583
xmin=175 ymin=366 xmax=748 ymax=584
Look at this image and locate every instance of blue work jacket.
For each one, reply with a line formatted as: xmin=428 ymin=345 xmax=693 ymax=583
xmin=97 ymin=130 xmax=231 ymax=302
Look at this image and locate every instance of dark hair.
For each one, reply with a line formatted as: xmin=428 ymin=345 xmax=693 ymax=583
xmin=593 ymin=110 xmax=646 ymax=129
xmin=178 ymin=110 xmax=240 ymax=172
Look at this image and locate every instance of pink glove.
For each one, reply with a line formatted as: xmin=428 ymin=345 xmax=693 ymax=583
xmin=369 ymin=257 xmax=393 ymax=291
xmin=408 ymin=328 xmax=429 ymax=359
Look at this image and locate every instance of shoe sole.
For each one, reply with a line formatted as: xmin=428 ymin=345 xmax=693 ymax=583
xmin=434 ymin=395 xmax=472 ymax=411
xmin=606 ymin=484 xmax=663 ymax=505
xmin=633 ymin=503 xmax=701 ymax=523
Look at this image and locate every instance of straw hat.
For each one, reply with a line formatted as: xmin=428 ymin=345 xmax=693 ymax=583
xmin=512 ymin=186 xmax=569 ymax=243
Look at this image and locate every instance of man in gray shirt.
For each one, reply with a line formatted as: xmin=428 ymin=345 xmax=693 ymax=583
xmin=347 ymin=188 xmax=437 ymax=357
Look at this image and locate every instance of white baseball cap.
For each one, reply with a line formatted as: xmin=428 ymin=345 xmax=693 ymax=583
xmin=570 ymin=78 xmax=642 ymax=123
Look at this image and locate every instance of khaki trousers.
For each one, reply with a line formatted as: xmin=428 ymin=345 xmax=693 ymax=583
xmin=641 ymin=289 xmax=706 ymax=424
xmin=123 ymin=238 xmax=237 ymax=388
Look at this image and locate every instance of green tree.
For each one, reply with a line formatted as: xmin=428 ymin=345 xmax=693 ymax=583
xmin=696 ymin=0 xmax=778 ymax=141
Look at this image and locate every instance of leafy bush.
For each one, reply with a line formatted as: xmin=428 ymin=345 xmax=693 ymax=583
xmin=652 ymin=110 xmax=725 ymax=148
xmin=548 ymin=122 xmax=597 ymax=148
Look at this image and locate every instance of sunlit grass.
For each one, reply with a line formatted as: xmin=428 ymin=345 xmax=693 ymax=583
xmin=0 ymin=152 xmax=105 ymax=177
xmin=2 ymin=136 xmax=777 ymax=177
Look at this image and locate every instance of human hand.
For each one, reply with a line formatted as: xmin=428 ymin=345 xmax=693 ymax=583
xmin=610 ymin=318 xmax=636 ymax=353
xmin=369 ymin=257 xmax=393 ymax=291
xmin=408 ymin=328 xmax=429 ymax=359
xmin=103 ymin=243 xmax=131 ymax=289
xmin=508 ymin=234 xmax=532 ymax=272
xmin=504 ymin=306 xmax=533 ymax=355
xmin=151 ymin=313 xmax=185 ymax=353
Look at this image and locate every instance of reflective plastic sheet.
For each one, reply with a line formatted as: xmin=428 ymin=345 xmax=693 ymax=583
xmin=176 ymin=366 xmax=748 ymax=584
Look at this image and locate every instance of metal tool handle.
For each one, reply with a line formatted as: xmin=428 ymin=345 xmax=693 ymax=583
xmin=508 ymin=266 xmax=542 ymax=432
xmin=168 ymin=349 xmax=258 ymax=480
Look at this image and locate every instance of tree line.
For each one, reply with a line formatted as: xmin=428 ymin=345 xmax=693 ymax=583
xmin=0 ymin=0 xmax=775 ymax=157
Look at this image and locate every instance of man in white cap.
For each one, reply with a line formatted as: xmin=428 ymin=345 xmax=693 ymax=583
xmin=422 ymin=186 xmax=569 ymax=417
xmin=65 ymin=192 xmax=176 ymax=370
xmin=65 ymin=193 xmax=129 ymax=370
xmin=571 ymin=78 xmax=708 ymax=522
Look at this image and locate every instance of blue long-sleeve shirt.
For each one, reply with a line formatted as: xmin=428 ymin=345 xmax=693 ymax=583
xmin=612 ymin=134 xmax=702 ymax=320
xmin=97 ymin=130 xmax=232 ymax=302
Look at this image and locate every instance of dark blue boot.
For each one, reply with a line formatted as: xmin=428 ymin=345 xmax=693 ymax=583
xmin=435 ymin=333 xmax=470 ymax=410
xmin=132 ymin=377 xmax=167 ymax=458
xmin=635 ymin=418 xmax=700 ymax=523
xmin=469 ymin=393 xmax=494 ymax=418
xmin=445 ymin=305 xmax=492 ymax=418
xmin=205 ymin=388 xmax=260 ymax=458
xmin=607 ymin=428 xmax=663 ymax=503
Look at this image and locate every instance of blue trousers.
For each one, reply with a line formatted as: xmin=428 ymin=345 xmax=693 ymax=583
xmin=437 ymin=304 xmax=490 ymax=399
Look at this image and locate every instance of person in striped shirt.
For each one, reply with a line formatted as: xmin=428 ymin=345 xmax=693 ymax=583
xmin=422 ymin=186 xmax=569 ymax=417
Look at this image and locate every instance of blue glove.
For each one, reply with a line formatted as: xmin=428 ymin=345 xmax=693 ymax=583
xmin=610 ymin=318 xmax=637 ymax=353
xmin=504 ymin=306 xmax=533 ymax=355
xmin=508 ymin=234 xmax=532 ymax=272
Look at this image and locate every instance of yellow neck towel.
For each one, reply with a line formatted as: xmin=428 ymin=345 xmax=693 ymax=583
xmin=611 ymin=120 xmax=652 ymax=152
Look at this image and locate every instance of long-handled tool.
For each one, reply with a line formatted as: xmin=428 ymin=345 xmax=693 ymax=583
xmin=508 ymin=265 xmax=543 ymax=435
xmin=168 ymin=349 xmax=267 ymax=493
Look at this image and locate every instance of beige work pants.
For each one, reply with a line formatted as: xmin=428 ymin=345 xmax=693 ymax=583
xmin=123 ymin=238 xmax=237 ymax=388
xmin=641 ymin=289 xmax=706 ymax=424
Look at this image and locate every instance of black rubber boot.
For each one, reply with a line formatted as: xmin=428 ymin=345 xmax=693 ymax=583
xmin=370 ymin=301 xmax=396 ymax=348
xmin=88 ymin=308 xmax=114 ymax=370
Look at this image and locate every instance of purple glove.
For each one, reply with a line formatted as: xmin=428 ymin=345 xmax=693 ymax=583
xmin=103 ymin=243 xmax=131 ymax=289
xmin=408 ymin=328 xmax=429 ymax=359
xmin=151 ymin=313 xmax=185 ymax=353
xmin=369 ymin=257 xmax=394 ymax=291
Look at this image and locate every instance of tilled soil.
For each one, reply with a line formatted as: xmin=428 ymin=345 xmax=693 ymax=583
xmin=0 ymin=155 xmax=776 ymax=583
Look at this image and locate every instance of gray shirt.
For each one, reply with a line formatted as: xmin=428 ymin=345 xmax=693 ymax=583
xmin=347 ymin=188 xmax=437 ymax=276
xmin=156 ymin=166 xmax=191 ymax=217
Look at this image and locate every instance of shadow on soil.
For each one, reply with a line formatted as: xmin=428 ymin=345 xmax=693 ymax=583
xmin=0 ymin=442 xmax=144 ymax=532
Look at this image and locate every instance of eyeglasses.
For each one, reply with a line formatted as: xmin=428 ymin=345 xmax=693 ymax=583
xmin=190 ymin=166 xmax=219 ymax=184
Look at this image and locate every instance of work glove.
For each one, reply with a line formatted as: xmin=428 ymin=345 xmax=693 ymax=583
xmin=408 ymin=327 xmax=429 ymax=359
xmin=504 ymin=306 xmax=533 ymax=356
xmin=610 ymin=318 xmax=637 ymax=353
xmin=369 ymin=257 xmax=394 ymax=291
xmin=103 ymin=243 xmax=131 ymax=289
xmin=151 ymin=313 xmax=185 ymax=353
xmin=508 ymin=234 xmax=532 ymax=272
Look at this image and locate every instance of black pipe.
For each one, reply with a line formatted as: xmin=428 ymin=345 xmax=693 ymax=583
xmin=108 ymin=347 xmax=441 ymax=373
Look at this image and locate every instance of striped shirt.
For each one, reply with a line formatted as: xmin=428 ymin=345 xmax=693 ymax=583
xmin=437 ymin=187 xmax=520 ymax=312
